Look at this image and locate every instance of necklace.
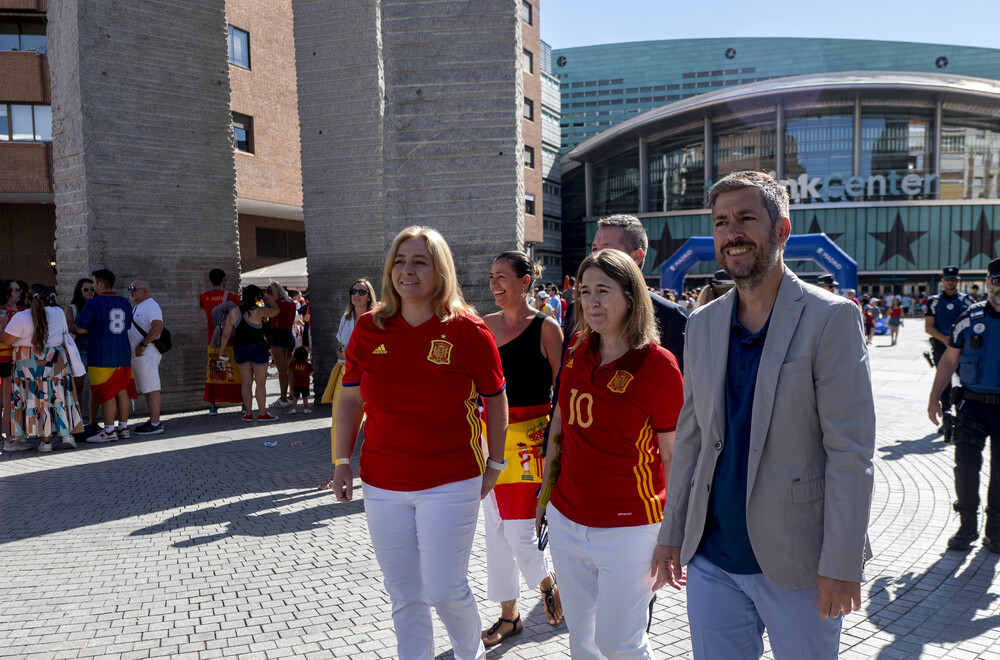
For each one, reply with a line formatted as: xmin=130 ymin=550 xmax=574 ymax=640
xmin=599 ymin=344 xmax=629 ymax=366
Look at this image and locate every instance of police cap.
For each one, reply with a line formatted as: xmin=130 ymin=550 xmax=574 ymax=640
xmin=942 ymin=265 xmax=960 ymax=278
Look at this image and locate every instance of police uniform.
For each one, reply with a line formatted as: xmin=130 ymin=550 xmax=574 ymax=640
xmin=927 ymin=275 xmax=971 ymax=410
xmin=947 ymin=272 xmax=1000 ymax=552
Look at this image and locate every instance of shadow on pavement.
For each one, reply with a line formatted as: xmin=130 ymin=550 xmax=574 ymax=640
xmin=0 ymin=423 xmax=361 ymax=547
xmin=867 ymin=547 xmax=1000 ymax=657
xmin=877 ymin=432 xmax=946 ymax=461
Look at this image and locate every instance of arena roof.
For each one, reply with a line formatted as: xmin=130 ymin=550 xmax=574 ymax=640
xmin=567 ymin=71 xmax=1000 ymax=162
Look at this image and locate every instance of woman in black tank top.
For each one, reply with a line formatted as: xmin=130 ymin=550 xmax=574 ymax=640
xmin=479 ymin=251 xmax=566 ymax=646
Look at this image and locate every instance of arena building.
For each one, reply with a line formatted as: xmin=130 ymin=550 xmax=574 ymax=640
xmin=553 ymin=38 xmax=1000 ymax=295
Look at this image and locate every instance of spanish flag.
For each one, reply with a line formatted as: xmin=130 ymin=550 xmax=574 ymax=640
xmin=89 ymin=366 xmax=138 ymax=404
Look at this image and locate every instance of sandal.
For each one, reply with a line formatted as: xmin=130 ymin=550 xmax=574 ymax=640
xmin=481 ymin=614 xmax=522 ymax=647
xmin=541 ymin=577 xmax=564 ymax=627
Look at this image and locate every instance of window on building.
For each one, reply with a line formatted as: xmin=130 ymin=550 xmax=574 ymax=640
xmin=524 ymin=145 xmax=535 ymax=168
xmin=0 ymin=103 xmax=51 ymax=142
xmin=522 ymin=48 xmax=533 ymax=74
xmin=256 ymin=227 xmax=306 ymax=259
xmin=0 ymin=22 xmax=46 ymax=53
xmin=524 ymin=98 xmax=534 ymax=121
xmin=228 ymin=25 xmax=250 ymax=69
xmin=232 ymin=112 xmax=254 ymax=153
xmin=525 ymin=193 xmax=535 ymax=215
xmin=521 ymin=1 xmax=532 ymax=24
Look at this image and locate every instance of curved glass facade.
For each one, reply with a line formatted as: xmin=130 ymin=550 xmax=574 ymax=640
xmin=647 ymin=133 xmax=704 ymax=211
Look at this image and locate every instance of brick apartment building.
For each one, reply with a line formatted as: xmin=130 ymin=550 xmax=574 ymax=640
xmin=0 ymin=0 xmax=303 ymax=284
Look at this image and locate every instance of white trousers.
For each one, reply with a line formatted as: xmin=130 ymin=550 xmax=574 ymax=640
xmin=547 ymin=504 xmax=658 ymax=660
xmin=362 ymin=476 xmax=485 ymax=660
xmin=483 ymin=490 xmax=551 ymax=602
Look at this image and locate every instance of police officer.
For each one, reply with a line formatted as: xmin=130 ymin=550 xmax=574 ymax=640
xmin=925 ymin=266 xmax=972 ymax=432
xmin=816 ymin=273 xmax=838 ymax=293
xmin=928 ymin=258 xmax=1000 ymax=552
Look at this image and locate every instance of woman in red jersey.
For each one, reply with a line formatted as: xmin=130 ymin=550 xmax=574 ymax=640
xmin=536 ymin=249 xmax=683 ymax=659
xmin=331 ymin=226 xmax=508 ymax=660
xmin=263 ymin=282 xmax=298 ymax=408
xmin=479 ymin=251 xmax=565 ymax=647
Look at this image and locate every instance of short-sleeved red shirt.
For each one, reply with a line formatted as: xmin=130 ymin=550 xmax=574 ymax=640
xmin=273 ymin=299 xmax=297 ymax=331
xmin=551 ymin=335 xmax=683 ymax=528
xmin=290 ymin=361 xmax=313 ymax=388
xmin=344 ymin=311 xmax=506 ymax=492
xmin=199 ymin=290 xmax=240 ymax=340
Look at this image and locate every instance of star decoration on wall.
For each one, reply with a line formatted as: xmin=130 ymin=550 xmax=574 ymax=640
xmin=650 ymin=223 xmax=690 ymax=269
xmin=869 ymin=213 xmax=927 ymax=266
xmin=954 ymin=210 xmax=1000 ymax=263
xmin=807 ymin=215 xmax=843 ymax=242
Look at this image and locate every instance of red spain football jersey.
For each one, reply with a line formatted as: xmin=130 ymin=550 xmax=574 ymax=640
xmin=550 ymin=334 xmax=683 ymax=528
xmin=343 ymin=311 xmax=506 ymax=492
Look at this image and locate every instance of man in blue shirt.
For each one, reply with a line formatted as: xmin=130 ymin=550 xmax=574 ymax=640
xmin=929 ymin=258 xmax=1000 ymax=552
xmin=76 ymin=269 xmax=137 ymax=442
xmin=652 ymin=171 xmax=876 ymax=659
xmin=925 ymin=266 xmax=972 ymax=432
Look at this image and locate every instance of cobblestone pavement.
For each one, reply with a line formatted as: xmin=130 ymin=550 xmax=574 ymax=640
xmin=2 ymin=322 xmax=999 ymax=659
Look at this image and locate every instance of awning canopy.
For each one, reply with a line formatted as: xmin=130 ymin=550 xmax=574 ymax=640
xmin=240 ymin=257 xmax=308 ymax=290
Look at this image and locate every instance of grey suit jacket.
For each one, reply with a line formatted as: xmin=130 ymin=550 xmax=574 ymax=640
xmin=657 ymin=267 xmax=875 ymax=590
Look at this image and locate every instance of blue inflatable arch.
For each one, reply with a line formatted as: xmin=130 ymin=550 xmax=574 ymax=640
xmin=658 ymin=234 xmax=858 ymax=295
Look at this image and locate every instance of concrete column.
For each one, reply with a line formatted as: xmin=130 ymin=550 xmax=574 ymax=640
xmin=585 ymin=161 xmax=594 ymax=219
xmin=775 ymin=103 xmax=785 ymax=179
xmin=934 ymin=100 xmax=943 ymax=198
xmin=703 ymin=118 xmax=713 ymax=196
xmin=380 ymin=0 xmax=522 ymax=306
xmin=292 ymin=0 xmax=385 ymax=387
xmin=638 ymin=137 xmax=648 ymax=214
xmin=293 ymin=1 xmax=523 ymax=389
xmin=48 ymin=0 xmax=240 ymax=412
xmin=853 ymin=97 xmax=862 ymax=176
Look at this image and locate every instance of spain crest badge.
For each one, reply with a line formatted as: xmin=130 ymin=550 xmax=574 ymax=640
xmin=427 ymin=338 xmax=453 ymax=365
xmin=606 ymin=369 xmax=634 ymax=394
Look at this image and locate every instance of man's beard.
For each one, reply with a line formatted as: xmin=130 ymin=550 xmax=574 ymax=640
xmin=717 ymin=231 xmax=780 ymax=291
xmin=989 ymin=289 xmax=1000 ymax=308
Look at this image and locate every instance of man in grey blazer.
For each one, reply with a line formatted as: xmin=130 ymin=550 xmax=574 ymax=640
xmin=651 ymin=171 xmax=875 ymax=658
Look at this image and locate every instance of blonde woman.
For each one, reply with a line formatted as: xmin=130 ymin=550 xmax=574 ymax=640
xmin=319 ymin=278 xmax=377 ymax=490
xmin=537 ymin=249 xmax=683 ymax=659
xmin=331 ymin=226 xmax=508 ymax=660
xmin=263 ymin=282 xmax=297 ymax=407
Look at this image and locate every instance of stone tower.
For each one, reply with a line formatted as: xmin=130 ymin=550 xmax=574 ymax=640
xmin=48 ymin=0 xmax=241 ymax=411
xmin=292 ymin=0 xmax=526 ymax=386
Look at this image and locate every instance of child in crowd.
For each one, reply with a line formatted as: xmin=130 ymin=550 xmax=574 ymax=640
xmin=288 ymin=346 xmax=313 ymax=414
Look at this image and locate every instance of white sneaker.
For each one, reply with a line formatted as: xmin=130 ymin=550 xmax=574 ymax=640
xmin=117 ymin=425 xmax=131 ymax=440
xmin=87 ymin=428 xmax=118 ymax=443
xmin=272 ymin=398 xmax=291 ymax=408
xmin=3 ymin=439 xmax=32 ymax=452
xmin=303 ymin=408 xmax=312 ymax=414
xmin=288 ymin=408 xmax=298 ymax=415
xmin=37 ymin=441 xmax=52 ymax=453
xmin=59 ymin=436 xmax=77 ymax=449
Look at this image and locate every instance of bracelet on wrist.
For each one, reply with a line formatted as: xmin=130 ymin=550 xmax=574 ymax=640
xmin=334 ymin=458 xmax=351 ymax=466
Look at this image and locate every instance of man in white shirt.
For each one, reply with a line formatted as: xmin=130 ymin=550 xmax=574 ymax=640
xmin=128 ymin=280 xmax=165 ymax=435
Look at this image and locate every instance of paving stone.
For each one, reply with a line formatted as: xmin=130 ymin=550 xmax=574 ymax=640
xmin=3 ymin=332 xmax=1000 ymax=658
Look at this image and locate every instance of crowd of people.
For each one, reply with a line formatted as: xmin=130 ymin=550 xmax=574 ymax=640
xmin=323 ymin=171 xmax=879 ymax=660
xmin=0 ymin=270 xmax=166 ymax=451
xmin=0 ymin=267 xmax=315 ymax=453
xmin=6 ymin=169 xmax=996 ymax=658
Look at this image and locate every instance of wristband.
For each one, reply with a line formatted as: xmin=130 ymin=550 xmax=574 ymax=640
xmin=334 ymin=458 xmax=351 ymax=466
xmin=486 ymin=457 xmax=507 ymax=471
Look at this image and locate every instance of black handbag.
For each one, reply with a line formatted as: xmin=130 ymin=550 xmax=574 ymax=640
xmin=133 ymin=320 xmax=172 ymax=353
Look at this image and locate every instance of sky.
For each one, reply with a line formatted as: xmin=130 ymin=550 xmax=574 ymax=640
xmin=540 ymin=0 xmax=999 ymax=51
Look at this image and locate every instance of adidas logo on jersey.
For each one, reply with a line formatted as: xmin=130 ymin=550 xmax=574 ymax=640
xmin=372 ymin=344 xmax=387 ymax=355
